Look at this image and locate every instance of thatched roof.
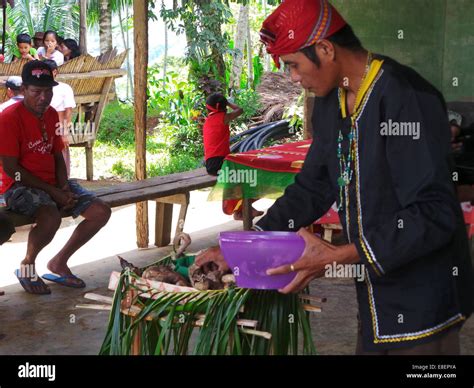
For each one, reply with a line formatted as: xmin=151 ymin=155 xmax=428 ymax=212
xmin=256 ymin=71 xmax=303 ymax=123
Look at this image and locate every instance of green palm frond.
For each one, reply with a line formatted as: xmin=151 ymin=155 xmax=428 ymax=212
xmin=41 ymin=0 xmax=79 ymax=39
xmin=86 ymin=0 xmax=133 ymax=28
xmin=3 ymin=0 xmax=79 ymax=61
xmin=99 ymin=258 xmax=316 ymax=356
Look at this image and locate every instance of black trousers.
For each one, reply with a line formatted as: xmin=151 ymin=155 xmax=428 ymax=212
xmin=205 ymin=156 xmax=225 ymax=176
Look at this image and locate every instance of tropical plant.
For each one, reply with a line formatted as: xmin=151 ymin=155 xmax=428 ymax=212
xmin=99 ymin=255 xmax=316 ymax=355
xmin=148 ymin=67 xmax=205 ymax=157
xmin=252 ymin=54 xmax=264 ymax=88
xmin=231 ymin=88 xmax=262 ymax=128
xmin=160 ymin=0 xmax=233 ymax=84
xmin=4 ymin=0 xmax=79 ymax=60
xmin=283 ymin=91 xmax=305 ymax=132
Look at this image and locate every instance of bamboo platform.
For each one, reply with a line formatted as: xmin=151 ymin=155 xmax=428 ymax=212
xmin=77 ymin=269 xmax=326 ymax=355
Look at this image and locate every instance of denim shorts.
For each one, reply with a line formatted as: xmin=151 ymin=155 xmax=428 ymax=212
xmin=4 ymin=180 xmax=97 ymax=218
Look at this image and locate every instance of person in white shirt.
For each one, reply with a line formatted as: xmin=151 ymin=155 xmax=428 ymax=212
xmin=43 ymin=60 xmax=76 ymax=177
xmin=0 ymin=76 xmax=24 ymax=113
xmin=37 ymin=30 xmax=64 ymax=66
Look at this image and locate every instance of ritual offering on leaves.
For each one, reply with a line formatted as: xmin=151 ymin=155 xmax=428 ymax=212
xmin=118 ymin=232 xmax=235 ymax=290
xmin=98 ymin=233 xmax=322 ymax=355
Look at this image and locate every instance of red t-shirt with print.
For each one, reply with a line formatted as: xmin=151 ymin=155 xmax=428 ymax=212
xmin=0 ymin=103 xmax=64 ymax=194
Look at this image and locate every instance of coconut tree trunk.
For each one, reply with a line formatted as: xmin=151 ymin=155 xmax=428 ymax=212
xmin=99 ymin=0 xmax=113 ymax=54
xmin=79 ymin=0 xmax=87 ymax=54
xmin=229 ymin=4 xmax=248 ymax=90
xmin=246 ymin=15 xmax=253 ymax=88
xmin=162 ymin=0 xmax=168 ymax=88
xmin=263 ymin=0 xmax=272 ymax=72
xmin=118 ymin=3 xmax=133 ymax=99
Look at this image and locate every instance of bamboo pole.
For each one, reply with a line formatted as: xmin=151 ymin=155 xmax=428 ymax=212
xmin=134 ymin=0 xmax=149 ymax=248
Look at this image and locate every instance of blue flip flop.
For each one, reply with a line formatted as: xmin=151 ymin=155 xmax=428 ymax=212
xmin=14 ymin=269 xmax=51 ymax=295
xmin=42 ymin=273 xmax=86 ymax=289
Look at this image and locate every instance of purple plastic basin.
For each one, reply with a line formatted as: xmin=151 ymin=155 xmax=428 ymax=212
xmin=219 ymin=231 xmax=305 ymax=290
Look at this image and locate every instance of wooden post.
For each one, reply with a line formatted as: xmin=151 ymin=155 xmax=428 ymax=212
xmin=154 ymin=193 xmax=190 ymax=247
xmin=134 ymin=0 xmax=149 ymax=248
xmin=85 ymin=144 xmax=93 ymax=181
xmin=154 ymin=202 xmax=173 ymax=247
xmin=242 ymin=198 xmax=253 ymax=230
xmin=1 ymin=5 xmax=6 ymax=56
xmin=79 ymin=0 xmax=88 ymax=55
xmin=303 ymin=90 xmax=315 ymax=140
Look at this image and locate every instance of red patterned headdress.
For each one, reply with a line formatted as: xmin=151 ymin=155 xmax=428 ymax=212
xmin=260 ymin=0 xmax=347 ymax=68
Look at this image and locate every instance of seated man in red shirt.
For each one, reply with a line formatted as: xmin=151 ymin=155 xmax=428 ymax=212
xmin=0 ymin=60 xmax=111 ymax=295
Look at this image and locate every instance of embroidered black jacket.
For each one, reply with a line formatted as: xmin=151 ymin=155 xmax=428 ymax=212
xmin=256 ymin=55 xmax=474 ymax=351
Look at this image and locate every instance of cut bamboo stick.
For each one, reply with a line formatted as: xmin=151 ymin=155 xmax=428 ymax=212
xmin=84 ymin=293 xmax=114 ymax=304
xmin=194 ymin=317 xmax=258 ymax=329
xmin=76 ymin=303 xmax=112 ymax=311
xmin=302 ymin=304 xmax=322 ymax=313
xmin=240 ymin=328 xmax=272 ymax=340
xmin=299 ymin=294 xmax=327 ymax=303
xmin=78 ymin=299 xmax=273 ymax=343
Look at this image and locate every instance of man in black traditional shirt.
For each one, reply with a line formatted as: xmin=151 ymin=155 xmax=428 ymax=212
xmin=196 ymin=0 xmax=473 ymax=355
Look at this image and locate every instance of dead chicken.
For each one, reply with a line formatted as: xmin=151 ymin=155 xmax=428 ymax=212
xmin=188 ymin=262 xmax=236 ymax=290
xmin=117 ymin=256 xmax=190 ymax=286
xmin=141 ymin=265 xmax=190 ymax=287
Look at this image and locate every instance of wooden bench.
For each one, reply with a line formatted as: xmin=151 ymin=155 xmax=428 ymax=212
xmin=0 ymin=168 xmax=216 ymax=248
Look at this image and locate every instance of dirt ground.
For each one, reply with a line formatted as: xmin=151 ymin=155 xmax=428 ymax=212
xmin=309 ymin=277 xmax=474 ymax=355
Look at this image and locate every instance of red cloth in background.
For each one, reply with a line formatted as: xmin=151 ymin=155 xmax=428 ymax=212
xmin=225 ymin=140 xmax=312 ymax=173
xmin=225 ymin=140 xmax=474 ymax=237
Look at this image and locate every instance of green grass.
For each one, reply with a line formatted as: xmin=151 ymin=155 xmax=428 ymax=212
xmin=96 ymin=101 xmax=164 ymax=153
xmin=83 ymin=101 xmax=204 ymax=181
xmin=111 ymin=153 xmax=203 ymax=181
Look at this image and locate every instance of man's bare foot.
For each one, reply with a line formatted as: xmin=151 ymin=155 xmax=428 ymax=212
xmin=233 ymin=207 xmax=264 ymax=221
xmin=46 ymin=259 xmax=84 ymax=287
